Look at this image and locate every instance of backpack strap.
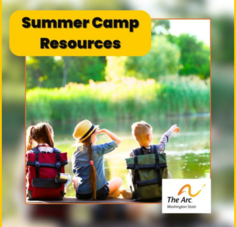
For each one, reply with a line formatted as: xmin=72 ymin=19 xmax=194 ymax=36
xmin=53 ymin=147 xmax=61 ymax=153
xmin=132 ymin=148 xmax=142 ymax=187
xmin=31 ymin=147 xmax=40 ymax=178
xmin=132 ymin=149 xmax=140 ymax=200
xmin=151 ymin=145 xmax=162 ymax=186
xmin=53 ymin=148 xmax=61 ymax=171
xmin=31 ymin=147 xmax=40 ymax=153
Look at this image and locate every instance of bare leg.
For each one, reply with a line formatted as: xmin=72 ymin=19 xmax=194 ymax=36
xmin=108 ymin=177 xmax=123 ymax=197
xmin=120 ymin=172 xmax=133 ymax=199
xmin=72 ymin=176 xmax=80 ymax=192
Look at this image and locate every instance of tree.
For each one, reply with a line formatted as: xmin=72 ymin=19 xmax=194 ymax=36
xmin=66 ymin=57 xmax=106 ymax=83
xmin=62 ymin=57 xmax=70 ymax=87
xmin=151 ymin=20 xmax=170 ymax=36
xmin=168 ymin=34 xmax=210 ymax=79
xmin=26 ymin=57 xmax=106 ymax=88
xmin=26 ymin=57 xmax=63 ymax=88
xmin=106 ymin=36 xmax=180 ymax=81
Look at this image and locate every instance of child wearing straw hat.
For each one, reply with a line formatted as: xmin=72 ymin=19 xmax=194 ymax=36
xmin=72 ymin=119 xmax=123 ymax=200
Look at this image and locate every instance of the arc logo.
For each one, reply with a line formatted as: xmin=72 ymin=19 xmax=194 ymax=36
xmin=162 ymin=179 xmax=211 ymax=213
xmin=178 ymin=184 xmax=206 ymax=197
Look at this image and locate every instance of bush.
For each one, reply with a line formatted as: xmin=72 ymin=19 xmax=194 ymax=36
xmin=26 ymin=77 xmax=210 ymax=125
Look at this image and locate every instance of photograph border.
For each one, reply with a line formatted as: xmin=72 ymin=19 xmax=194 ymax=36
xmin=24 ymin=18 xmax=212 ymax=205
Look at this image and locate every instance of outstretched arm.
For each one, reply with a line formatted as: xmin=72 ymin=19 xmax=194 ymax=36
xmin=96 ymin=129 xmax=122 ymax=145
xmin=158 ymin=125 xmax=179 ymax=152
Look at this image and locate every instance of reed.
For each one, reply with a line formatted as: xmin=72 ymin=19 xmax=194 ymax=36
xmin=26 ymin=77 xmax=210 ymax=124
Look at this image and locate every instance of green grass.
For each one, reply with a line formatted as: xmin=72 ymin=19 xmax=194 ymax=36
xmin=26 ymin=77 xmax=210 ymax=124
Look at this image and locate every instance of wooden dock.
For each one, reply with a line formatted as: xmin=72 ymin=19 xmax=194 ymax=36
xmin=26 ymin=196 xmax=136 ymax=204
xmin=26 ymin=196 xmax=161 ymax=204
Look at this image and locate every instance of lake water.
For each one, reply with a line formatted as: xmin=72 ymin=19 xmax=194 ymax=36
xmin=54 ymin=116 xmax=210 ymax=197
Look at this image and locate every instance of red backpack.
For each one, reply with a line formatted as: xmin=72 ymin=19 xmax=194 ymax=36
xmin=26 ymin=147 xmax=68 ymax=200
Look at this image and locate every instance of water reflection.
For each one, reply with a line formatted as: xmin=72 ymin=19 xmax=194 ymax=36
xmin=168 ymin=152 xmax=210 ymax=179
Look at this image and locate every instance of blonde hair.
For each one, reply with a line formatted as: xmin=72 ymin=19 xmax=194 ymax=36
xmin=131 ymin=121 xmax=152 ymax=144
xmin=26 ymin=122 xmax=54 ymax=151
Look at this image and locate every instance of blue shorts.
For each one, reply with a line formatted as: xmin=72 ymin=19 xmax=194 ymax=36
xmin=76 ymin=184 xmax=110 ymax=200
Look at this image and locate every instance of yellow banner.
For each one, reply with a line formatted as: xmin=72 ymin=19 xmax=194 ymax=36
xmin=10 ymin=10 xmax=151 ymax=56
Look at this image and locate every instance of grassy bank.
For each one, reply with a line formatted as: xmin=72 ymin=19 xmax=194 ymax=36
xmin=26 ymin=77 xmax=210 ymax=124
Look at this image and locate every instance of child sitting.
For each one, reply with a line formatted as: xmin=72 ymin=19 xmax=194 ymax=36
xmin=72 ymin=119 xmax=123 ymax=200
xmin=25 ymin=122 xmax=68 ymax=200
xmin=121 ymin=121 xmax=179 ymax=199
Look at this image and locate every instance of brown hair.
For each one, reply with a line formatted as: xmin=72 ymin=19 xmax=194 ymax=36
xmin=82 ymin=132 xmax=97 ymax=200
xmin=26 ymin=122 xmax=54 ymax=151
xmin=131 ymin=121 xmax=152 ymax=143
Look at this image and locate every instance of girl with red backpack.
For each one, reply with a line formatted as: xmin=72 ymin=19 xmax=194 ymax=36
xmin=26 ymin=122 xmax=68 ymax=200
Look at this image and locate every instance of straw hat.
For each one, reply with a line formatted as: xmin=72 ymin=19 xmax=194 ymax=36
xmin=73 ymin=120 xmax=98 ymax=142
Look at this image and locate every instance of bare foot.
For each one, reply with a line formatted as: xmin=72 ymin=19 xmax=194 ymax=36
xmin=120 ymin=189 xmax=132 ymax=199
xmin=109 ymin=190 xmax=121 ymax=198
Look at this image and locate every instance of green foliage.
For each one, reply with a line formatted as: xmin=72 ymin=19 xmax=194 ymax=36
xmin=106 ymin=36 xmax=180 ymax=81
xmin=67 ymin=57 xmax=106 ymax=83
xmin=151 ymin=20 xmax=170 ymax=35
xmin=26 ymin=57 xmax=62 ymax=88
xmin=168 ymin=34 xmax=210 ymax=79
xmin=211 ymin=17 xmax=234 ymax=63
xmin=26 ymin=22 xmax=211 ymax=88
xmin=26 ymin=77 xmax=210 ymax=125
xmin=26 ymin=56 xmax=106 ymax=88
